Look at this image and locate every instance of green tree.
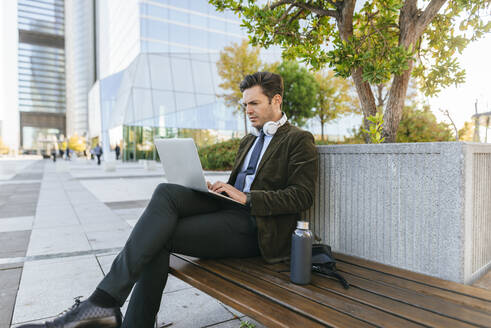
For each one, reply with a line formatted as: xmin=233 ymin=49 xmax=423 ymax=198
xmin=216 ymin=39 xmax=262 ymax=134
xmin=458 ymin=121 xmax=475 ymax=141
xmin=314 ymin=70 xmax=360 ymax=141
xmin=273 ymin=61 xmax=319 ymax=126
xmin=210 ymin=0 xmax=490 ymax=143
xmin=396 ymin=105 xmax=454 ymax=142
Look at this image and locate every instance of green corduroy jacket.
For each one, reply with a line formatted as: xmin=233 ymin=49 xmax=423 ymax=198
xmin=227 ymin=122 xmax=318 ymax=263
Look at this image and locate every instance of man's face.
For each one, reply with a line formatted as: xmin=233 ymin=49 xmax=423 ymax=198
xmin=241 ymin=85 xmax=281 ymax=129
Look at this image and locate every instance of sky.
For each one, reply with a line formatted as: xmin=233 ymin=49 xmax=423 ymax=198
xmin=428 ymin=33 xmax=491 ymax=129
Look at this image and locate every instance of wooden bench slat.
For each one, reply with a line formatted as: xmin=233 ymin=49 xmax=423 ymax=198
xmin=177 ymin=255 xmax=377 ymax=328
xmin=336 ymin=261 xmax=491 ymax=313
xmin=222 ymin=258 xmax=426 ymax=328
xmin=246 ymin=258 xmax=479 ymax=328
xmin=337 ymin=271 xmax=491 ymax=327
xmin=334 ymin=252 xmax=491 ymax=301
xmin=168 ymin=255 xmax=324 ymax=328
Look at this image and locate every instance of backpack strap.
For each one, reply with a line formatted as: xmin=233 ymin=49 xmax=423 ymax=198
xmin=312 ymin=265 xmax=350 ymax=289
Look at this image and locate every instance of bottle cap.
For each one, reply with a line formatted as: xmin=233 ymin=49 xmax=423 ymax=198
xmin=296 ymin=221 xmax=309 ymax=229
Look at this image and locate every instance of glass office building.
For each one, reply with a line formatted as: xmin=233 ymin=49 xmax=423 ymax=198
xmin=17 ymin=0 xmax=66 ymax=153
xmin=65 ymin=0 xmax=96 ymax=138
xmin=90 ymin=0 xmax=255 ymax=160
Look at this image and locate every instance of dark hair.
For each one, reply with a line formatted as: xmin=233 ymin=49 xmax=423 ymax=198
xmin=239 ymin=72 xmax=283 ymax=101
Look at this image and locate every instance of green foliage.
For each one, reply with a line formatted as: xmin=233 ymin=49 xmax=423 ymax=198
xmin=396 ymin=105 xmax=455 ymax=142
xmin=210 ymin=0 xmax=490 ymax=98
xmin=240 ymin=321 xmax=256 ymax=328
xmin=412 ymin=0 xmax=491 ymax=96
xmin=217 ymin=39 xmax=263 ymax=133
xmin=271 ymin=61 xmax=319 ymax=126
xmin=198 ymin=139 xmax=241 ymax=170
xmin=362 ymin=112 xmax=385 ymax=144
xmin=217 ymin=39 xmax=262 ymax=109
xmin=314 ymin=70 xmax=360 ymax=140
xmin=458 ymin=121 xmax=475 ymax=141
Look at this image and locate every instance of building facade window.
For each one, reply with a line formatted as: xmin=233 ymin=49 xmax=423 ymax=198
xmin=18 ymin=0 xmax=66 ymax=153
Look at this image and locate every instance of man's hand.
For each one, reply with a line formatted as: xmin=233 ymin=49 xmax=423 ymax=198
xmin=207 ymin=181 xmax=247 ymax=204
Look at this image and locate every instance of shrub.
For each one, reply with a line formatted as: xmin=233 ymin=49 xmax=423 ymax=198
xmin=198 ymin=138 xmax=241 ymax=171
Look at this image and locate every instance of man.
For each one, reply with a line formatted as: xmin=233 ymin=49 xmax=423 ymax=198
xmin=115 ymin=144 xmax=121 ymax=160
xmin=19 ymin=72 xmax=318 ymax=328
xmin=94 ymin=144 xmax=103 ymax=165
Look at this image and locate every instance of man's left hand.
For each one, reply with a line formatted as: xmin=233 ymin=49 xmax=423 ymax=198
xmin=208 ymin=181 xmax=247 ymax=204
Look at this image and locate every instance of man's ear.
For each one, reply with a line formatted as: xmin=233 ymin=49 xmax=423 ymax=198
xmin=274 ymin=94 xmax=282 ymax=106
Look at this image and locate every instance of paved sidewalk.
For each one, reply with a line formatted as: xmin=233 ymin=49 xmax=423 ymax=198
xmin=0 ymin=158 xmax=265 ymax=328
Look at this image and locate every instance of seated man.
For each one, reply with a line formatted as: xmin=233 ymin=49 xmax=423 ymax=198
xmin=20 ymin=72 xmax=318 ymax=328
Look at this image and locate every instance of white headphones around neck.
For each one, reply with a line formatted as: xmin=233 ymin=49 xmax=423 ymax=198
xmin=250 ymin=112 xmax=288 ymax=137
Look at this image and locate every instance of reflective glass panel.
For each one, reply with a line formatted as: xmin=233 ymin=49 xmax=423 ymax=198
xmin=191 ymin=60 xmax=214 ymax=94
xmin=169 ymin=8 xmax=189 ymax=24
xmin=174 ymin=92 xmax=196 ymax=111
xmin=169 ymin=23 xmax=189 ymax=45
xmin=189 ymin=13 xmax=207 ymax=29
xmin=170 ymin=57 xmax=194 ymax=92
xmin=142 ymin=40 xmax=169 ymax=53
xmin=149 ymin=55 xmax=173 ymax=91
xmin=188 ymin=28 xmax=208 ymax=50
xmin=152 ymin=90 xmax=176 ymax=115
xmin=132 ymin=57 xmax=151 ymax=89
xmin=22 ymin=126 xmax=61 ymax=150
xmin=132 ymin=88 xmax=154 ymax=121
xmin=140 ymin=17 xmax=169 ymax=41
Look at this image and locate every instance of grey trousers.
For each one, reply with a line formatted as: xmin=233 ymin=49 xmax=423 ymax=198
xmin=98 ymin=183 xmax=260 ymax=328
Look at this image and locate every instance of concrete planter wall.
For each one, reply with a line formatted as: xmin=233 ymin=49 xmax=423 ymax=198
xmin=304 ymin=142 xmax=491 ymax=284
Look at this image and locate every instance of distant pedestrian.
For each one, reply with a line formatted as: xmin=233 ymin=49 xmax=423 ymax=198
xmin=59 ymin=149 xmax=64 ymax=159
xmin=94 ymin=144 xmax=103 ymax=165
xmin=115 ymin=145 xmax=121 ymax=160
xmin=51 ymin=149 xmax=57 ymax=162
xmin=66 ymin=147 xmax=70 ymax=160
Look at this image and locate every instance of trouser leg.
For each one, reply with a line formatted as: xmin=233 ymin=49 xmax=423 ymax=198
xmin=97 ymin=183 xmax=223 ymax=304
xmin=122 ymin=205 xmax=259 ymax=328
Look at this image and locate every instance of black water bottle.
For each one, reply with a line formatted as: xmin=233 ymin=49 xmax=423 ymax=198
xmin=290 ymin=221 xmax=313 ymax=284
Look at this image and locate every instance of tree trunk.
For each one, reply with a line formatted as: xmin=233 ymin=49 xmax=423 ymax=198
xmin=382 ymin=0 xmax=447 ymax=143
xmin=351 ymin=68 xmax=377 ymax=142
xmin=321 ymin=122 xmax=325 ymax=141
xmin=382 ymin=61 xmax=414 ymax=143
xmin=336 ymin=1 xmax=378 ymax=143
xmin=376 ymin=84 xmax=385 ymax=108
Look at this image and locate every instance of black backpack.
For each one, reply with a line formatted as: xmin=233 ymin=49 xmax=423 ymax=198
xmin=311 ymin=244 xmax=349 ymax=289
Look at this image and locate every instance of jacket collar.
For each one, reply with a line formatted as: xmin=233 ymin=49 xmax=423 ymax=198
xmin=254 ymin=122 xmax=290 ymax=176
xmin=234 ymin=122 xmax=291 ymax=179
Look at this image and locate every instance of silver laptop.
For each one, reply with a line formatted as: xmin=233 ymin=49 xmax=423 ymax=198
xmin=154 ymin=138 xmax=244 ymax=206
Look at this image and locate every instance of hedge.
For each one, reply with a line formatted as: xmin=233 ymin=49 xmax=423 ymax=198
xmin=198 ymin=138 xmax=241 ymax=170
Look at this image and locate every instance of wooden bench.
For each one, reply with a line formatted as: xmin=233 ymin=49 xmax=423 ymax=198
xmin=169 ymin=253 xmax=491 ymax=327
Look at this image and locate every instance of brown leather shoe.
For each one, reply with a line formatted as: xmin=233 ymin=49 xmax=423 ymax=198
xmin=16 ymin=297 xmax=122 ymax=328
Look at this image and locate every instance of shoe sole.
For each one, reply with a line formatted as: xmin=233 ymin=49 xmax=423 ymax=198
xmin=73 ymin=316 xmax=120 ymax=328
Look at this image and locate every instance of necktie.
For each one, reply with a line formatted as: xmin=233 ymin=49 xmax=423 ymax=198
xmin=234 ymin=130 xmax=266 ymax=192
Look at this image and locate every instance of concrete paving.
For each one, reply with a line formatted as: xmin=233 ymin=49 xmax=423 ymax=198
xmin=0 ymin=157 xmax=265 ymax=328
xmin=2 ymin=156 xmax=489 ymax=328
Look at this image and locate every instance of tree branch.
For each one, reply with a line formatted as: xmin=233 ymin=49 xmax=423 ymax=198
xmin=288 ymin=8 xmax=304 ymax=26
xmin=278 ymin=4 xmax=295 ymax=23
xmin=417 ymin=0 xmax=447 ymax=33
xmin=439 ymin=108 xmax=459 ymax=141
xmin=269 ymin=0 xmax=339 ymax=18
xmin=269 ymin=0 xmax=292 ymax=10
xmin=337 ymin=0 xmax=356 ymax=40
